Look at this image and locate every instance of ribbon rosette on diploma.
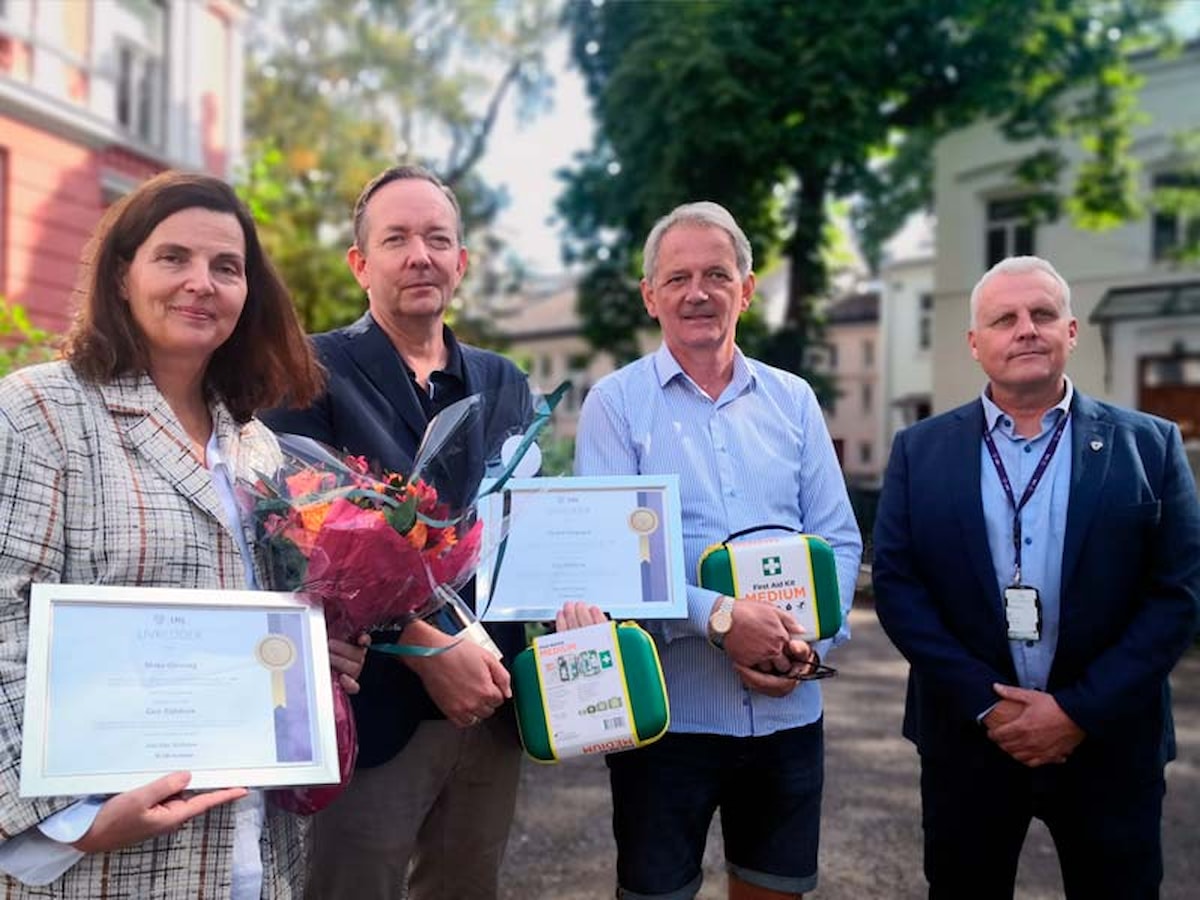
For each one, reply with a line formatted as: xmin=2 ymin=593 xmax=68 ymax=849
xmin=240 ymin=384 xmax=565 ymax=813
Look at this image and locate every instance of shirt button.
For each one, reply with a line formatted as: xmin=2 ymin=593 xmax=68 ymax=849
xmin=1026 ymin=642 xmax=1035 ymax=649
xmin=1024 ymin=445 xmax=1033 ymax=454
xmin=1002 ymin=418 xmax=1012 ymax=427
xmin=1024 ymin=537 xmax=1033 ymax=546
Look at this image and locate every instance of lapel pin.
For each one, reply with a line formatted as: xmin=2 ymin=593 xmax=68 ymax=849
xmin=1090 ymin=439 xmax=1103 ymax=452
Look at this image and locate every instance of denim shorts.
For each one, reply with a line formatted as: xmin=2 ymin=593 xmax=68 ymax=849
xmin=606 ymin=719 xmax=824 ymax=899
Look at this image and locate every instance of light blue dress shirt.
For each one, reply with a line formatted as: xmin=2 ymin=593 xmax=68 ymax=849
xmin=979 ymin=380 xmax=1074 ymax=693
xmin=575 ymin=344 xmax=862 ymax=737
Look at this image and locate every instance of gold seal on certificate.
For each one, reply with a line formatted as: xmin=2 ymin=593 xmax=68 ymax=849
xmin=476 ymin=475 xmax=688 ymax=621
xmin=256 ymin=634 xmax=298 ymax=707
xmin=628 ymin=507 xmax=660 ymax=561
xmin=257 ymin=634 xmax=297 ymax=668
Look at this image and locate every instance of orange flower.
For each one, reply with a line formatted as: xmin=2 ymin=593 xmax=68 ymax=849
xmin=406 ymin=520 xmax=428 ymax=550
xmin=298 ymin=501 xmax=334 ymax=532
xmin=287 ymin=468 xmax=332 ymax=497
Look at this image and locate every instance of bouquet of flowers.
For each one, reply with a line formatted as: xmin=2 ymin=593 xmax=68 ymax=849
xmin=241 ymin=384 xmax=564 ymax=813
xmin=249 ymin=437 xmax=485 ymax=639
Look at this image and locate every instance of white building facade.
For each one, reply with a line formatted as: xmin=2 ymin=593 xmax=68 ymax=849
xmin=877 ymin=213 xmax=936 ymax=456
xmin=931 ymin=46 xmax=1200 ymax=446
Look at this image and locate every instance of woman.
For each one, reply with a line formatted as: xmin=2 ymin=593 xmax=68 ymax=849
xmin=0 ymin=171 xmax=360 ymax=897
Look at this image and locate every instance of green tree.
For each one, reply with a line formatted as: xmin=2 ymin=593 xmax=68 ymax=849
xmin=559 ymin=0 xmax=1172 ymax=376
xmin=241 ymin=0 xmax=557 ymax=332
xmin=0 ymin=299 xmax=56 ymax=377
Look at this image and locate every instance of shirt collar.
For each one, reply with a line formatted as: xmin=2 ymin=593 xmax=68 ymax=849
xmin=652 ymin=342 xmax=756 ymax=397
xmin=400 ymin=324 xmax=465 ymax=383
xmin=205 ymin=431 xmax=225 ymax=473
xmin=980 ymin=376 xmax=1074 ymax=436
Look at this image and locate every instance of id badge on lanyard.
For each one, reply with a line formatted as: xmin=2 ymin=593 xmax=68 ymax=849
xmin=984 ymin=411 xmax=1068 ymax=646
xmin=1003 ymin=584 xmax=1041 ymax=641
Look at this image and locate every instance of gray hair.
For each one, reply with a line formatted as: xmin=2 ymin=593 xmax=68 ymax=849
xmin=969 ymin=256 xmax=1072 ymax=327
xmin=642 ymin=201 xmax=753 ymax=282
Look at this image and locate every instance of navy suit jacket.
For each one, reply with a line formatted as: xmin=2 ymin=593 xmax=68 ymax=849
xmin=263 ymin=313 xmax=531 ymax=767
xmin=873 ymin=391 xmax=1200 ymax=775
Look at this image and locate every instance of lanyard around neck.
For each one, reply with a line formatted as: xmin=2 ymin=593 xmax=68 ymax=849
xmin=982 ymin=411 xmax=1069 ymax=584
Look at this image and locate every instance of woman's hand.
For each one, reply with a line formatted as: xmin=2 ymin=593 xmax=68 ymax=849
xmin=554 ymin=602 xmax=607 ymax=632
xmin=329 ymin=633 xmax=371 ymax=695
xmin=72 ymin=772 xmax=246 ymax=853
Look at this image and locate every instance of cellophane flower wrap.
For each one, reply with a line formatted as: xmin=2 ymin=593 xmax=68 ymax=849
xmin=240 ymin=418 xmax=494 ymax=814
xmin=248 ymin=435 xmax=485 ymax=638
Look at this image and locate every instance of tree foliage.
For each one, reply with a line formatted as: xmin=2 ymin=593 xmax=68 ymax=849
xmin=559 ymin=0 xmax=1173 ymax=374
xmin=240 ymin=0 xmax=557 ymax=332
xmin=0 ymin=298 xmax=56 ymax=377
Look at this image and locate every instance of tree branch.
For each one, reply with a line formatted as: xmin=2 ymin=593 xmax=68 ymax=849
xmin=445 ymin=58 xmax=521 ymax=187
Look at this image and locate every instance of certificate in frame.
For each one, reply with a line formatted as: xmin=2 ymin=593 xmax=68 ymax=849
xmin=477 ymin=475 xmax=688 ymax=622
xmin=20 ymin=584 xmax=340 ymax=797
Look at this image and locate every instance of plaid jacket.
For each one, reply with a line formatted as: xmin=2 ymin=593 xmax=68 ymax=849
xmin=0 ymin=362 xmax=305 ymax=898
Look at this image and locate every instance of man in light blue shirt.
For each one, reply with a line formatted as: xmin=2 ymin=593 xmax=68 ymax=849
xmin=575 ymin=201 xmax=862 ymax=900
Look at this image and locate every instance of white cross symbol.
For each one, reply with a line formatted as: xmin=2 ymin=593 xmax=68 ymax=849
xmin=763 ymin=557 xmax=782 ymax=576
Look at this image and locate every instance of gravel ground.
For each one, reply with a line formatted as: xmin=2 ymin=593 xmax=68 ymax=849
xmin=499 ymin=605 xmax=1200 ymax=899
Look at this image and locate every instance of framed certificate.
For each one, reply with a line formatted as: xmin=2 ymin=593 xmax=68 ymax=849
xmin=20 ymin=584 xmax=340 ymax=797
xmin=476 ymin=475 xmax=688 ymax=621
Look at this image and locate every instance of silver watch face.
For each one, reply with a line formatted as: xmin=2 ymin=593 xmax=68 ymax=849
xmin=711 ymin=599 xmax=734 ymax=636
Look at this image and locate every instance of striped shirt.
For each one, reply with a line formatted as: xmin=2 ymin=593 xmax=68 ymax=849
xmin=979 ymin=380 xmax=1074 ymax=695
xmin=575 ymin=344 xmax=862 ymax=737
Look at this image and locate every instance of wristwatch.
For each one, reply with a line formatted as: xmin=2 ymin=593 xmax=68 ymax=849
xmin=708 ymin=596 xmax=736 ymax=650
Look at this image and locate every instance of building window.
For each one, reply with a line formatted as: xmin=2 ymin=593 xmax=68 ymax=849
xmin=985 ymin=197 xmax=1036 ymax=268
xmin=859 ymin=441 xmax=873 ymax=465
xmin=827 ymin=344 xmax=838 ymax=371
xmin=918 ymin=293 xmax=933 ymax=350
xmin=1152 ymin=173 xmax=1200 ymax=262
xmin=1139 ymin=349 xmax=1200 ymax=442
xmin=861 ymin=382 xmax=873 ymax=414
xmin=113 ymin=0 xmax=166 ymax=146
xmin=115 ymin=44 xmax=163 ymax=144
xmin=862 ymin=339 xmax=874 ymax=369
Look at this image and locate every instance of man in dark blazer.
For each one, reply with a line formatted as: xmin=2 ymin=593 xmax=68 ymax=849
xmin=873 ymin=255 xmax=1200 ymax=900
xmin=263 ymin=165 xmax=530 ymax=900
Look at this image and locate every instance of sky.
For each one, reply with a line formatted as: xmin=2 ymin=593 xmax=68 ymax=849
xmin=477 ymin=35 xmax=594 ymax=276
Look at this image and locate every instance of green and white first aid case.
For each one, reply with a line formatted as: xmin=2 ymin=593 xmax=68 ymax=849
xmin=512 ymin=621 xmax=669 ymax=763
xmin=697 ymin=526 xmax=843 ymax=640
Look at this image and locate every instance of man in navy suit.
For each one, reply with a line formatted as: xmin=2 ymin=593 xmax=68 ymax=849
xmin=873 ymin=256 xmax=1200 ymax=900
xmin=263 ymin=165 xmax=529 ymax=900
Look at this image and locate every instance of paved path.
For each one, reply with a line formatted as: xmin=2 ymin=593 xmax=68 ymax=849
xmin=500 ymin=607 xmax=1199 ymax=898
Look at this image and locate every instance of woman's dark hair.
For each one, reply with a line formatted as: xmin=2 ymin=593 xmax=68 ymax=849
xmin=63 ymin=170 xmax=323 ymax=422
